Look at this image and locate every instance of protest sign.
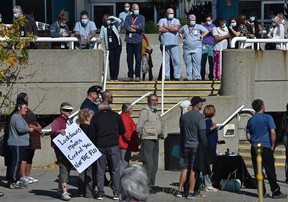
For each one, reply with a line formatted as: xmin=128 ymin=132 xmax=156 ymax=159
xmin=53 ymin=122 xmax=101 ymax=173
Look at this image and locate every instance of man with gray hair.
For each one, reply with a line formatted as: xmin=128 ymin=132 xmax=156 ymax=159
xmin=119 ymin=165 xmax=149 ymax=202
xmin=137 ymin=94 xmax=164 ymax=190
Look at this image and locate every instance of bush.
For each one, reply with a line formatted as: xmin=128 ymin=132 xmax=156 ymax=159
xmin=144 ymin=21 xmax=158 ymax=33
xmin=178 ymin=17 xmax=188 ymax=26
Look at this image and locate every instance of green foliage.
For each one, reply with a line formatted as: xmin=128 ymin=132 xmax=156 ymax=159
xmin=144 ymin=21 xmax=158 ymax=33
xmin=146 ymin=0 xmax=180 ymax=16
xmin=178 ymin=17 xmax=188 ymax=26
xmin=0 ymin=16 xmax=35 ymax=114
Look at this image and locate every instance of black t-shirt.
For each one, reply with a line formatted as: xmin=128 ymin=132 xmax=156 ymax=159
xmin=107 ymin=27 xmax=119 ymax=50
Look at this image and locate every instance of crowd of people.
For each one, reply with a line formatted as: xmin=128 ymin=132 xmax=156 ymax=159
xmin=2 ymin=84 xmax=288 ymax=201
xmin=2 ymin=4 xmax=286 ymax=82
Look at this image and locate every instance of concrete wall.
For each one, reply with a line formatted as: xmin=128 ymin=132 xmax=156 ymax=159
xmin=0 ymin=50 xmax=104 ymax=115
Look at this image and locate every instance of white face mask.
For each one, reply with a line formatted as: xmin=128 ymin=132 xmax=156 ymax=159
xmin=167 ymin=13 xmax=174 ymax=20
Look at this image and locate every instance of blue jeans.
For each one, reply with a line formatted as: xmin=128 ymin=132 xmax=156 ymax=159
xmin=165 ymin=45 xmax=180 ymax=80
xmin=96 ymin=146 xmax=120 ymax=194
xmin=7 ymin=146 xmax=27 ymax=183
xmin=126 ymin=42 xmax=142 ymax=78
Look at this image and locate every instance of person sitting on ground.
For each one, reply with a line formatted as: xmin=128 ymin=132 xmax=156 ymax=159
xmin=119 ymin=164 xmax=149 ymax=202
xmin=73 ymin=10 xmax=97 ymax=49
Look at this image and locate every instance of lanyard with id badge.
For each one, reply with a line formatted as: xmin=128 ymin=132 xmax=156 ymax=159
xmin=129 ymin=16 xmax=138 ymax=38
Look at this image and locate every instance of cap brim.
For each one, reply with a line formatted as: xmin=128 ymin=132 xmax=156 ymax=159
xmin=61 ymin=106 xmax=74 ymax=110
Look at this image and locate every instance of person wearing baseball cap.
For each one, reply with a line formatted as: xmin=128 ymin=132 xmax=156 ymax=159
xmin=80 ymin=85 xmax=102 ymax=114
xmin=176 ymin=96 xmax=207 ymax=199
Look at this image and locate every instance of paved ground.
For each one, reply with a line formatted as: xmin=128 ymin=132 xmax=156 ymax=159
xmin=0 ymin=166 xmax=288 ymax=202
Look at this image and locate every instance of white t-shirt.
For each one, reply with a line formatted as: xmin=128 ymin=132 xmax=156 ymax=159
xmin=212 ymin=26 xmax=228 ymax=51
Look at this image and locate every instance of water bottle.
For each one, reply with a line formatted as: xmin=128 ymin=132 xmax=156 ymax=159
xmin=20 ymin=27 xmax=25 ymax=37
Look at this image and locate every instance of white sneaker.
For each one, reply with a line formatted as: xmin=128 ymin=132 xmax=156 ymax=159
xmin=20 ymin=177 xmax=32 ymax=185
xmin=61 ymin=192 xmax=71 ymax=201
xmin=205 ymin=186 xmax=219 ymax=192
xmin=27 ymin=176 xmax=38 ymax=183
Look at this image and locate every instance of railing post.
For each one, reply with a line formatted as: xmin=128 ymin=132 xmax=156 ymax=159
xmin=103 ymin=50 xmax=109 ymax=91
xmin=161 ymin=45 xmax=165 ymax=115
xmin=256 ymin=143 xmax=263 ymax=202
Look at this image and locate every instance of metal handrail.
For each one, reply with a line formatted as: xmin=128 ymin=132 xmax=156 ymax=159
xmin=0 ymin=36 xmax=101 ymax=49
xmin=216 ymin=105 xmax=255 ymax=129
xmin=161 ymin=45 xmax=165 ymax=115
xmin=161 ymin=101 xmax=181 ymax=117
xmin=231 ymin=37 xmax=288 ymax=50
xmin=102 ymin=50 xmax=109 ymax=91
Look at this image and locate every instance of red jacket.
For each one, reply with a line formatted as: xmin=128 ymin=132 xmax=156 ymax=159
xmin=119 ymin=112 xmax=139 ymax=151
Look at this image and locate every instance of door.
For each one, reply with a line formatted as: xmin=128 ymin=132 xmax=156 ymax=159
xmin=90 ymin=3 xmax=115 ymax=31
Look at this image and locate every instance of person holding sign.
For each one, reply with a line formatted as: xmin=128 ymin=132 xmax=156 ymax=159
xmin=77 ymin=109 xmax=95 ymax=198
xmin=50 ymin=102 xmax=74 ymax=201
xmin=89 ymin=91 xmax=126 ymax=200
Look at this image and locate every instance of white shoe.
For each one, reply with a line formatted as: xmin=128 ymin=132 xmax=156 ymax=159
xmin=27 ymin=176 xmax=38 ymax=183
xmin=205 ymin=186 xmax=219 ymax=192
xmin=61 ymin=192 xmax=71 ymax=201
xmin=20 ymin=176 xmax=32 ymax=184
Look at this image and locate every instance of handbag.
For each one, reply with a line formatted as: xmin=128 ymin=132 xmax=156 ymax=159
xmin=219 ymin=170 xmax=241 ymax=193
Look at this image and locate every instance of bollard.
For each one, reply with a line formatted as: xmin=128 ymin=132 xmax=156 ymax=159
xmin=256 ymin=143 xmax=263 ymax=202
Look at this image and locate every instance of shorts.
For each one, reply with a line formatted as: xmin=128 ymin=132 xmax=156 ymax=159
xmin=22 ymin=149 xmax=35 ymax=164
xmin=182 ymin=147 xmax=197 ymax=170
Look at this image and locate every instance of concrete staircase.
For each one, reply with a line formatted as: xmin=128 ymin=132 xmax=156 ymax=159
xmin=106 ymin=80 xmax=221 ymax=122
xmin=239 ymin=140 xmax=286 ymax=168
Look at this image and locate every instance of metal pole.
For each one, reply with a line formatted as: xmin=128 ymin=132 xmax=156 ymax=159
xmin=161 ymin=45 xmax=165 ymax=115
xmin=256 ymin=143 xmax=263 ymax=202
xmin=103 ymin=51 xmax=109 ymax=91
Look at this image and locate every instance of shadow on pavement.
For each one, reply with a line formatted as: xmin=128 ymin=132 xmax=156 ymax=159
xmin=29 ymin=189 xmax=58 ymax=199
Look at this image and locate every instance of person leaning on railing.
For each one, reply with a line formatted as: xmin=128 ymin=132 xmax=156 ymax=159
xmin=73 ymin=10 xmax=97 ymax=49
xmin=50 ymin=10 xmax=70 ymax=49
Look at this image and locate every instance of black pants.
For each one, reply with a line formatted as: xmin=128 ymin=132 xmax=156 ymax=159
xmin=201 ymin=53 xmax=213 ymax=80
xmin=109 ymin=45 xmax=122 ymax=80
xmin=251 ymin=146 xmax=280 ymax=195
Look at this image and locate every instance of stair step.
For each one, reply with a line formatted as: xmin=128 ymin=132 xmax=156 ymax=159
xmin=106 ymin=81 xmax=221 ymax=85
xmin=112 ymin=94 xmax=219 ymax=97
xmin=239 ymin=145 xmax=285 ymax=152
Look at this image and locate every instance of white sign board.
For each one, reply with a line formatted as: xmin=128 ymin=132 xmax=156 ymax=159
xmin=53 ymin=122 xmax=102 ymax=173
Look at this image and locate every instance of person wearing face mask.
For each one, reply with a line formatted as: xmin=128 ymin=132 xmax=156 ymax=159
xmin=50 ymin=10 xmax=70 ymax=49
xmin=246 ymin=11 xmax=263 ymax=45
xmin=137 ymin=94 xmax=165 ymax=191
xmin=12 ymin=5 xmax=38 ymax=48
xmin=100 ymin=14 xmax=122 ymax=81
xmin=158 ymin=8 xmax=181 ymax=81
xmin=89 ymin=90 xmax=126 ymax=200
xmin=212 ymin=18 xmax=230 ymax=80
xmin=124 ymin=3 xmax=145 ymax=82
xmin=119 ymin=3 xmax=131 ymax=29
xmin=0 ymin=12 xmax=3 ymax=24
xmin=178 ymin=14 xmax=208 ymax=81
xmin=73 ymin=10 xmax=97 ymax=49
xmin=269 ymin=14 xmax=285 ymax=50
xmin=201 ymin=14 xmax=215 ymax=81
xmin=228 ymin=16 xmax=241 ymax=48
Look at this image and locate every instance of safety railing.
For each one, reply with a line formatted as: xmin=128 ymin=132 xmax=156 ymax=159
xmin=0 ymin=36 xmax=101 ymax=50
xmin=217 ymin=105 xmax=255 ymax=129
xmin=161 ymin=101 xmax=181 ymax=117
xmin=231 ymin=37 xmax=288 ymax=50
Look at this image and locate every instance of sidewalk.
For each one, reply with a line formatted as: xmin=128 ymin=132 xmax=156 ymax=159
xmin=0 ymin=167 xmax=287 ymax=201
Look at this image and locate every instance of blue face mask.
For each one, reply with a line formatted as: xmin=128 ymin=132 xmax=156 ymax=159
xmin=249 ymin=17 xmax=255 ymax=22
xmin=206 ymin=21 xmax=212 ymax=25
xmin=124 ymin=7 xmax=129 ymax=12
xmin=222 ymin=23 xmax=226 ymax=28
xmin=0 ymin=18 xmax=2 ymax=23
xmin=231 ymin=22 xmax=237 ymax=27
xmin=59 ymin=23 xmax=66 ymax=27
xmin=133 ymin=9 xmax=139 ymax=16
xmin=14 ymin=13 xmax=19 ymax=19
xmin=81 ymin=19 xmax=89 ymax=25
xmin=189 ymin=21 xmax=196 ymax=26
xmin=272 ymin=22 xmax=277 ymax=27
xmin=107 ymin=20 xmax=111 ymax=25
xmin=167 ymin=14 xmax=174 ymax=20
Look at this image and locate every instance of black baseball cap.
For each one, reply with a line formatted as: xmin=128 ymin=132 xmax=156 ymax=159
xmin=191 ymin=96 xmax=206 ymax=106
xmin=87 ymin=85 xmax=102 ymax=94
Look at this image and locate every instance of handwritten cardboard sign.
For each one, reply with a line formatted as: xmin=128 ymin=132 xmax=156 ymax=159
xmin=53 ymin=122 xmax=101 ymax=173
